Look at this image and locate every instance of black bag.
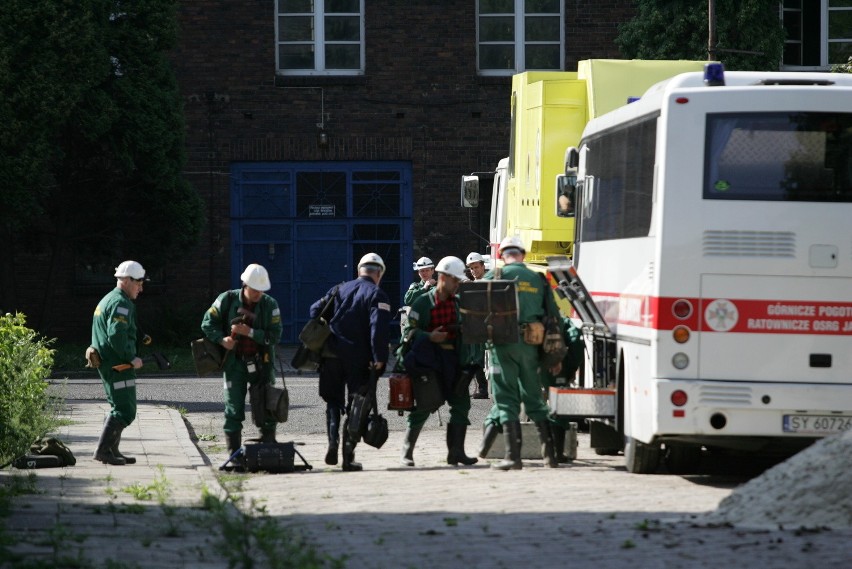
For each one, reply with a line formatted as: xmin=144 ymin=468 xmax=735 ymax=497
xmin=265 ymin=384 xmax=289 ymax=423
xmin=347 ymin=387 xmax=373 ymax=441
xmin=291 ymin=343 xmax=321 ymax=371
xmin=240 ymin=442 xmax=313 ymax=474
xmin=191 ymin=337 xmax=225 ymax=376
xmin=410 ymin=368 xmax=444 ymax=413
xmin=458 ymin=279 xmax=520 ymax=344
xmin=539 ymin=274 xmax=568 ymax=368
xmin=363 ymin=411 xmax=389 ymax=449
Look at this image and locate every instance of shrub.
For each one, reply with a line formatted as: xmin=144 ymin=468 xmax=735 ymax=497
xmin=0 ymin=313 xmax=60 ymax=466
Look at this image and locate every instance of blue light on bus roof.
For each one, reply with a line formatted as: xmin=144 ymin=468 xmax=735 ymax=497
xmin=627 ymin=96 xmax=640 ymax=103
xmin=704 ymin=63 xmax=725 ymax=87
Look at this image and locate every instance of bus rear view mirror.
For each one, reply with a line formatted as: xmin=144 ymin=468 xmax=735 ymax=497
xmin=556 ymin=174 xmax=576 ymax=218
xmin=461 ymin=175 xmax=479 ymax=207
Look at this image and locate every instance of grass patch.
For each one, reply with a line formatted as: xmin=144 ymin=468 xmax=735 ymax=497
xmin=50 ymin=342 xmax=197 ymax=375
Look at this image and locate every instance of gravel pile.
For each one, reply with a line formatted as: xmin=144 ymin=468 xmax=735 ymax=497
xmin=703 ymin=429 xmax=852 ymax=529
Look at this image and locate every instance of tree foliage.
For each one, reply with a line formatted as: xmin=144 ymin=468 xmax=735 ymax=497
xmin=832 ymin=56 xmax=852 ymax=73
xmin=616 ymin=0 xmax=785 ymax=71
xmin=0 ymin=0 xmax=203 ymax=272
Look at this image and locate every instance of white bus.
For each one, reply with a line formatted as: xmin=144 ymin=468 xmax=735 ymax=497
xmin=550 ymin=64 xmax=852 ymax=474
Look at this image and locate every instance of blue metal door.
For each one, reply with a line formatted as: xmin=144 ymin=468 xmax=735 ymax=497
xmin=231 ymin=162 xmax=412 ymax=344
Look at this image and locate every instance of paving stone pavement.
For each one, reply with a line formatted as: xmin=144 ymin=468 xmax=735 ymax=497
xmin=2 ymin=401 xmax=851 ymax=569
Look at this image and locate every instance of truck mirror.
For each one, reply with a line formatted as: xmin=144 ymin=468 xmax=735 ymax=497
xmin=556 ymin=174 xmax=576 ymax=218
xmin=564 ymin=146 xmax=579 ymax=173
xmin=461 ymin=175 xmax=479 ymax=208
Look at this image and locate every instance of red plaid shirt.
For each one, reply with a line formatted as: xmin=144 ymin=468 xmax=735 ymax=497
xmin=429 ymin=296 xmax=458 ymax=341
xmin=235 ymin=302 xmax=258 ymax=357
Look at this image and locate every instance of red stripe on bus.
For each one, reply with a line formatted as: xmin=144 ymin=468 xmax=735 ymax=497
xmin=586 ymin=293 xmax=852 ymax=336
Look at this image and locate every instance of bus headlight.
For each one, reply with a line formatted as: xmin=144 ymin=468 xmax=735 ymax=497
xmin=672 ymin=352 xmax=689 ymax=370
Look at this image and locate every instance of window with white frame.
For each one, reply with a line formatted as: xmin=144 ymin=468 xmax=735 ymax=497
xmin=782 ymin=0 xmax=852 ymax=68
xmin=477 ymin=0 xmax=563 ymax=75
xmin=276 ymin=0 xmax=364 ymax=75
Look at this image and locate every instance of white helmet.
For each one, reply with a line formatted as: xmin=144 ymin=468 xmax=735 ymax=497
xmin=435 ymin=256 xmax=467 ymax=280
xmin=499 ymin=235 xmax=526 ymax=256
xmin=412 ymin=256 xmax=434 ymax=270
xmin=465 ymin=252 xmax=485 ymax=266
xmin=114 ymin=260 xmax=147 ymax=280
xmin=240 ymin=263 xmax=271 ymax=291
xmin=358 ymin=252 xmax=386 ymax=275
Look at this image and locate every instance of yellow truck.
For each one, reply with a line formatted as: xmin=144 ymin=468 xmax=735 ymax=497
xmin=463 ymin=59 xmax=710 ymax=265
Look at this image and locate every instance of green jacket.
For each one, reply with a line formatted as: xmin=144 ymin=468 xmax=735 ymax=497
xmin=403 ymin=280 xmax=433 ymax=306
xmin=201 ymin=288 xmax=282 ymax=369
xmin=91 ymin=287 xmax=138 ymax=369
xmin=397 ymin=288 xmax=472 ymax=365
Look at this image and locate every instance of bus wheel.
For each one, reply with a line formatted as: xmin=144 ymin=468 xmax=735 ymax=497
xmin=624 ymin=437 xmax=660 ymax=474
xmin=664 ymin=444 xmax=702 ymax=474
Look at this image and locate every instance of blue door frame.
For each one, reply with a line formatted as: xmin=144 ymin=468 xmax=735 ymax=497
xmin=230 ymin=161 xmax=412 ymax=344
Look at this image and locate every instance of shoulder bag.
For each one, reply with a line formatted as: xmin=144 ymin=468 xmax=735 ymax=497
xmin=298 ymin=284 xmax=341 ymax=352
xmin=539 ymin=273 xmax=568 ymax=367
xmin=192 ymin=291 xmax=235 ymax=376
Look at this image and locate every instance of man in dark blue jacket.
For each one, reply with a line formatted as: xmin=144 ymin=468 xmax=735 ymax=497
xmin=310 ymin=253 xmax=392 ymax=471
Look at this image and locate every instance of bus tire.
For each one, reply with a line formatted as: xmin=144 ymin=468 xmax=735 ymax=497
xmin=664 ymin=444 xmax=702 ymax=474
xmin=624 ymin=437 xmax=660 ymax=474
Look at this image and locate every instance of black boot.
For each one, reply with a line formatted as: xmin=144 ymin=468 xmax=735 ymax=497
xmin=260 ymin=430 xmax=277 ymax=443
xmin=492 ymin=420 xmax=522 ymax=471
xmin=325 ymin=406 xmax=341 ymax=465
xmin=400 ymin=425 xmax=422 ymax=467
xmin=551 ymin=424 xmax=569 ymax=463
xmin=93 ymin=416 xmax=127 ymax=465
xmin=446 ymin=424 xmax=478 ymax=466
xmin=225 ymin=431 xmax=242 ymax=456
xmin=111 ymin=421 xmax=136 ymax=464
xmin=341 ymin=418 xmax=362 ymax=472
xmin=478 ymin=423 xmax=501 ymax=458
xmin=536 ymin=420 xmax=558 ymax=468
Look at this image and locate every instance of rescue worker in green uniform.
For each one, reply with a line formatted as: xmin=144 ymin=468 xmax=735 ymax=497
xmin=397 ymin=256 xmax=478 ymax=467
xmin=403 ymin=257 xmax=436 ymax=306
xmin=483 ymin=236 xmax=561 ymax=470
xmin=540 ymin=315 xmax=584 ymax=462
xmin=201 ymin=264 xmax=282 ymax=457
xmin=91 ymin=260 xmax=147 ymax=465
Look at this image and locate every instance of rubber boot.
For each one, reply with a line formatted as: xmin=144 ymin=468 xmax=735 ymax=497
xmin=446 ymin=423 xmax=478 ymax=466
xmin=111 ymin=421 xmax=136 ymax=464
xmin=341 ymin=418 xmax=362 ymax=472
xmin=492 ymin=420 xmax=522 ymax=471
xmin=478 ymin=423 xmax=502 ymax=458
xmin=536 ymin=420 xmax=558 ymax=468
xmin=93 ymin=416 xmax=126 ymax=465
xmin=226 ymin=431 xmax=242 ymax=455
xmin=325 ymin=406 xmax=341 ymax=465
xmin=400 ymin=425 xmax=422 ymax=467
xmin=551 ymin=424 xmax=569 ymax=463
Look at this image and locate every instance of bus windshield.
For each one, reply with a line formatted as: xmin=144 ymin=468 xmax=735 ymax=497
xmin=704 ymin=112 xmax=852 ymax=202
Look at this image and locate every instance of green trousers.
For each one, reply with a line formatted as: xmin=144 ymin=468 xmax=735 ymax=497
xmin=99 ymin=368 xmax=137 ymax=427
xmin=488 ymin=343 xmax=550 ymax=423
xmin=407 ymin=389 xmax=471 ymax=429
xmin=223 ymin=359 xmax=276 ymax=435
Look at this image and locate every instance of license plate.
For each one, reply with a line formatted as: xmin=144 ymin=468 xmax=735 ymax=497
xmin=782 ymin=414 xmax=852 ymax=434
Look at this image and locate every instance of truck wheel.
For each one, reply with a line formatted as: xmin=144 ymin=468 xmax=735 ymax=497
xmin=664 ymin=444 xmax=702 ymax=474
xmin=594 ymin=447 xmax=620 ymax=456
xmin=624 ymin=437 xmax=660 ymax=474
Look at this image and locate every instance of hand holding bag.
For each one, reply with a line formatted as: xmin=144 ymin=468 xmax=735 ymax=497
xmin=362 ymin=368 xmax=389 ymax=449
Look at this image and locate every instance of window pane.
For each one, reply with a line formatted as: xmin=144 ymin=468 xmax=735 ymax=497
xmin=352 ymin=181 xmax=401 ymax=217
xmin=480 ymin=44 xmax=514 ymax=70
xmin=828 ymin=10 xmax=852 ymax=38
xmin=479 ymin=16 xmax=514 ymax=41
xmin=829 ymin=0 xmax=852 ymax=7
xmin=782 ymin=10 xmax=802 ymax=40
xmin=279 ymin=16 xmax=314 ymax=41
xmin=783 ymin=0 xmax=802 ymax=7
xmin=525 ymin=16 xmax=560 ymax=41
xmin=524 ymin=44 xmax=560 ymax=69
xmin=281 ymin=0 xmax=314 ymax=13
xmin=325 ymin=44 xmax=360 ymax=69
xmin=479 ymin=0 xmax=513 ymax=14
xmin=704 ymin=112 xmax=852 ymax=203
xmin=279 ymin=44 xmax=315 ymax=69
xmin=525 ymin=0 xmax=560 ymax=13
xmin=325 ymin=0 xmax=359 ymax=12
xmin=829 ymin=41 xmax=852 ymax=63
xmin=784 ymin=42 xmax=802 ymax=65
xmin=296 ymin=172 xmax=347 ymax=218
xmin=325 ymin=16 xmax=360 ymax=40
